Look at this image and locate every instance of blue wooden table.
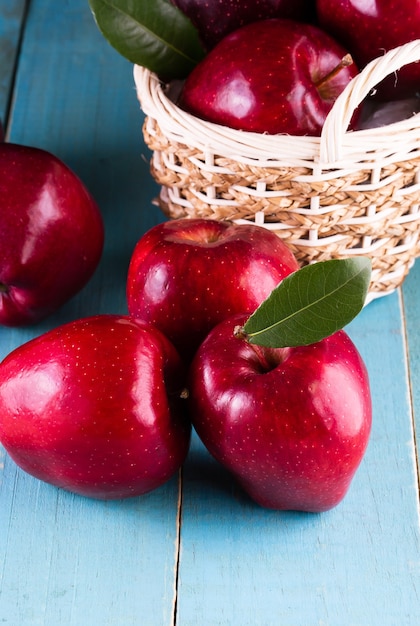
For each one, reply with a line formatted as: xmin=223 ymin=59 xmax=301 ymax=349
xmin=1 ymin=2 xmax=420 ymax=624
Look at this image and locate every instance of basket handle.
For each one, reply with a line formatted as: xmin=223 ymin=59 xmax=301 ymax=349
xmin=320 ymin=38 xmax=420 ymax=163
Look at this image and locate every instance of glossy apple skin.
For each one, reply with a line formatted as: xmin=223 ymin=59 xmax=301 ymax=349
xmin=0 ymin=143 xmax=104 ymax=326
xmin=179 ymin=19 xmax=359 ymax=136
xmin=126 ymin=219 xmax=299 ymax=362
xmin=188 ymin=314 xmax=372 ymax=512
xmin=317 ymin=0 xmax=420 ymax=99
xmin=0 ymin=315 xmax=191 ymax=500
xmin=170 ymin=0 xmax=315 ymax=50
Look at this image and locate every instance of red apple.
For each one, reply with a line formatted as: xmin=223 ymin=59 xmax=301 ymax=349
xmin=0 ymin=315 xmax=190 ymax=500
xmin=178 ymin=18 xmax=359 ymax=136
xmin=356 ymin=97 xmax=420 ymax=130
xmin=170 ymin=0 xmax=316 ymax=50
xmin=126 ymin=219 xmax=299 ymax=362
xmin=317 ymin=0 xmax=420 ymax=99
xmin=188 ymin=313 xmax=372 ymax=512
xmin=0 ymin=143 xmax=104 ymax=326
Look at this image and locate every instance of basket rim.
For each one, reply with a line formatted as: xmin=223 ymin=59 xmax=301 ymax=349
xmin=134 ymin=39 xmax=420 ymax=167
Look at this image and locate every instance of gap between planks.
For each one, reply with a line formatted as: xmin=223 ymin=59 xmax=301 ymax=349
xmin=172 ymin=467 xmax=184 ymax=626
xmin=2 ymin=0 xmax=31 ymax=134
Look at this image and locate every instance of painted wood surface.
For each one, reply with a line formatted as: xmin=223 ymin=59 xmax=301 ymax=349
xmin=0 ymin=2 xmax=419 ymax=625
xmin=0 ymin=0 xmax=27 ymax=125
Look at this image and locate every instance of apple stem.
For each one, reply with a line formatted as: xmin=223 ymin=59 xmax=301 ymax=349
xmin=0 ymin=283 xmax=8 ymax=293
xmin=315 ymin=54 xmax=354 ymax=90
xmin=233 ymin=325 xmax=249 ymax=342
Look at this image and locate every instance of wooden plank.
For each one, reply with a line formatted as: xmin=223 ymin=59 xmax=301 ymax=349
xmin=0 ymin=1 xmax=177 ymax=625
xmin=0 ymin=0 xmax=27 ymax=128
xmin=177 ymin=293 xmax=420 ymax=625
xmin=402 ymin=261 xmax=420 ymax=481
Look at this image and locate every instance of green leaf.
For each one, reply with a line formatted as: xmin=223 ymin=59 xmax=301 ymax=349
xmin=240 ymin=258 xmax=372 ymax=348
xmin=89 ymin=0 xmax=206 ymax=80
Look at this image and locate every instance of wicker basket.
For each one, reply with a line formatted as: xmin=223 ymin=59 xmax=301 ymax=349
xmin=134 ymin=39 xmax=420 ymax=302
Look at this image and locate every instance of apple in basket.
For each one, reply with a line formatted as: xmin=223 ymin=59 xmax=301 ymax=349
xmin=317 ymin=0 xmax=420 ymax=99
xmin=126 ymin=219 xmax=299 ymax=363
xmin=170 ymin=0 xmax=316 ymax=50
xmin=188 ymin=258 xmax=373 ymax=512
xmin=0 ymin=143 xmax=104 ymax=326
xmin=178 ymin=18 xmax=360 ymax=135
xmin=0 ymin=315 xmax=191 ymax=499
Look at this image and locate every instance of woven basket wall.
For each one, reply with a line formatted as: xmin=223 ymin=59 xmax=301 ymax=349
xmin=134 ymin=39 xmax=420 ymax=302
